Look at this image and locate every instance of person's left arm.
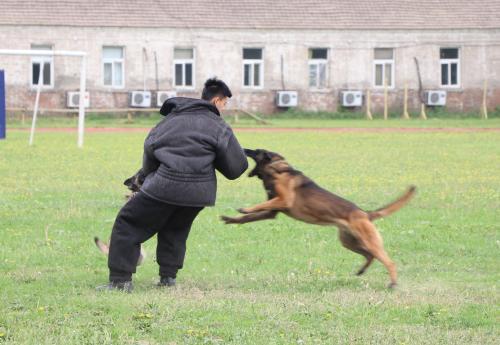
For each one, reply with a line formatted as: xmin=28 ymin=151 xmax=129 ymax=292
xmin=214 ymin=126 xmax=248 ymax=180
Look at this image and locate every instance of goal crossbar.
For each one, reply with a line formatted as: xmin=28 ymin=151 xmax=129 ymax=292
xmin=0 ymin=49 xmax=87 ymax=148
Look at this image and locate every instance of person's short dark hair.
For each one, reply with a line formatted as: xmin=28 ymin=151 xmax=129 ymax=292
xmin=201 ymin=78 xmax=232 ymax=101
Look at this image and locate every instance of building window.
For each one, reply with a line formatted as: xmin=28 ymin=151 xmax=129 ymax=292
xmin=174 ymin=48 xmax=194 ymax=88
xmin=30 ymin=44 xmax=53 ymax=88
xmin=373 ymin=48 xmax=394 ymax=88
xmin=243 ymin=48 xmax=263 ymax=88
xmin=440 ymin=48 xmax=460 ymax=87
xmin=103 ymin=46 xmax=124 ymax=88
xmin=308 ymin=48 xmax=328 ymax=88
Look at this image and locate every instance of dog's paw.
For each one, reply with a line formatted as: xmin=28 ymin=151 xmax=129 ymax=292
xmin=387 ymin=282 xmax=397 ymax=290
xmin=356 ymin=269 xmax=366 ymax=276
xmin=220 ymin=215 xmax=239 ymax=224
xmin=237 ymin=208 xmax=251 ymax=214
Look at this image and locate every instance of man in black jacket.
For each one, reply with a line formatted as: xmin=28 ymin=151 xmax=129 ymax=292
xmin=97 ymin=78 xmax=248 ymax=292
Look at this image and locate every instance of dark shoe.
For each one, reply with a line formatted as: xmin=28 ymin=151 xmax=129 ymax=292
xmin=96 ymin=281 xmax=133 ymax=293
xmin=157 ymin=276 xmax=176 ymax=287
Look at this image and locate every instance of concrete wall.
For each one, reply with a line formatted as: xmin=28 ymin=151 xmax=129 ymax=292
xmin=0 ymin=25 xmax=499 ymax=113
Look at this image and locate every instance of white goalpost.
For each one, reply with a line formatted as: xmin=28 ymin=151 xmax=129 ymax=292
xmin=0 ymin=49 xmax=87 ymax=147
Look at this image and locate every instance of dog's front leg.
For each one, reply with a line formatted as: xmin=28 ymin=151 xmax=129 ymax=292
xmin=238 ymin=197 xmax=290 ymax=214
xmin=221 ymin=210 xmax=278 ymax=224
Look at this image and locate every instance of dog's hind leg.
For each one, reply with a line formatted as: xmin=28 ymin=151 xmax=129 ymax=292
xmin=371 ymin=247 xmax=397 ymax=289
xmin=356 ymin=256 xmax=374 ymax=276
xmin=338 ymin=228 xmax=374 ymax=276
xmin=348 ymin=220 xmax=398 ymax=288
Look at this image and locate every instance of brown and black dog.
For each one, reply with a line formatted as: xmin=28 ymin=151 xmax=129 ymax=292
xmin=94 ymin=169 xmax=146 ymax=265
xmin=221 ymin=149 xmax=416 ymax=288
xmin=123 ymin=169 xmax=146 ymax=198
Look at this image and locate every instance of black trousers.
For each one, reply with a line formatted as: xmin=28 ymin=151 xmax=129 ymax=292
xmin=107 ymin=191 xmax=203 ymax=282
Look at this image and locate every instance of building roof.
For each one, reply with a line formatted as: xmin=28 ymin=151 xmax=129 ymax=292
xmin=0 ymin=0 xmax=499 ymax=30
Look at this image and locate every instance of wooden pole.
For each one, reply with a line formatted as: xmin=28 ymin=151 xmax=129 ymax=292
xmin=383 ymin=76 xmax=388 ymax=120
xmin=402 ymin=82 xmax=410 ymax=119
xmin=127 ymin=111 xmax=133 ymax=123
xmin=481 ymin=79 xmax=488 ymax=119
xmin=420 ymin=103 xmax=427 ymax=120
xmin=414 ymin=56 xmax=427 ymax=120
xmin=365 ymin=89 xmax=373 ymax=120
xmin=77 ymin=55 xmax=87 ymax=148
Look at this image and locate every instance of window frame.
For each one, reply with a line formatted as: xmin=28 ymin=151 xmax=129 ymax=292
xmin=242 ymin=48 xmax=264 ymax=89
xmin=308 ymin=48 xmax=329 ymax=89
xmin=30 ymin=44 xmax=54 ymax=89
xmin=440 ymin=47 xmax=460 ymax=88
xmin=173 ymin=47 xmax=195 ymax=90
xmin=102 ymin=46 xmax=125 ymax=89
xmin=373 ymin=48 xmax=395 ymax=89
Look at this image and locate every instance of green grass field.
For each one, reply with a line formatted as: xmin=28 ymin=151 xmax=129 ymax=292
xmin=1 ymin=121 xmax=499 ymax=344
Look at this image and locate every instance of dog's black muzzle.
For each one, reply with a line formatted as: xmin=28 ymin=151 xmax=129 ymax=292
xmin=244 ymin=148 xmax=258 ymax=159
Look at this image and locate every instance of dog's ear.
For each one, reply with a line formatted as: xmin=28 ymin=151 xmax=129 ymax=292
xmin=123 ymin=176 xmax=134 ymax=188
xmin=124 ymin=169 xmax=145 ymax=191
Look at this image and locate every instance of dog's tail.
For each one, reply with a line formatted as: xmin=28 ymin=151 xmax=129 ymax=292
xmin=368 ymin=186 xmax=416 ymax=221
xmin=94 ymin=236 xmax=146 ymax=266
xmin=94 ymin=236 xmax=109 ymax=255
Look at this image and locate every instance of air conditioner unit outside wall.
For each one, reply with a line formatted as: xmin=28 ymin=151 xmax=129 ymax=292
xmin=424 ymin=90 xmax=446 ymax=106
xmin=130 ymin=91 xmax=152 ymax=108
xmin=276 ymin=91 xmax=298 ymax=107
xmin=341 ymin=91 xmax=363 ymax=107
xmin=66 ymin=91 xmax=90 ymax=108
xmin=156 ymin=91 xmax=177 ymax=107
